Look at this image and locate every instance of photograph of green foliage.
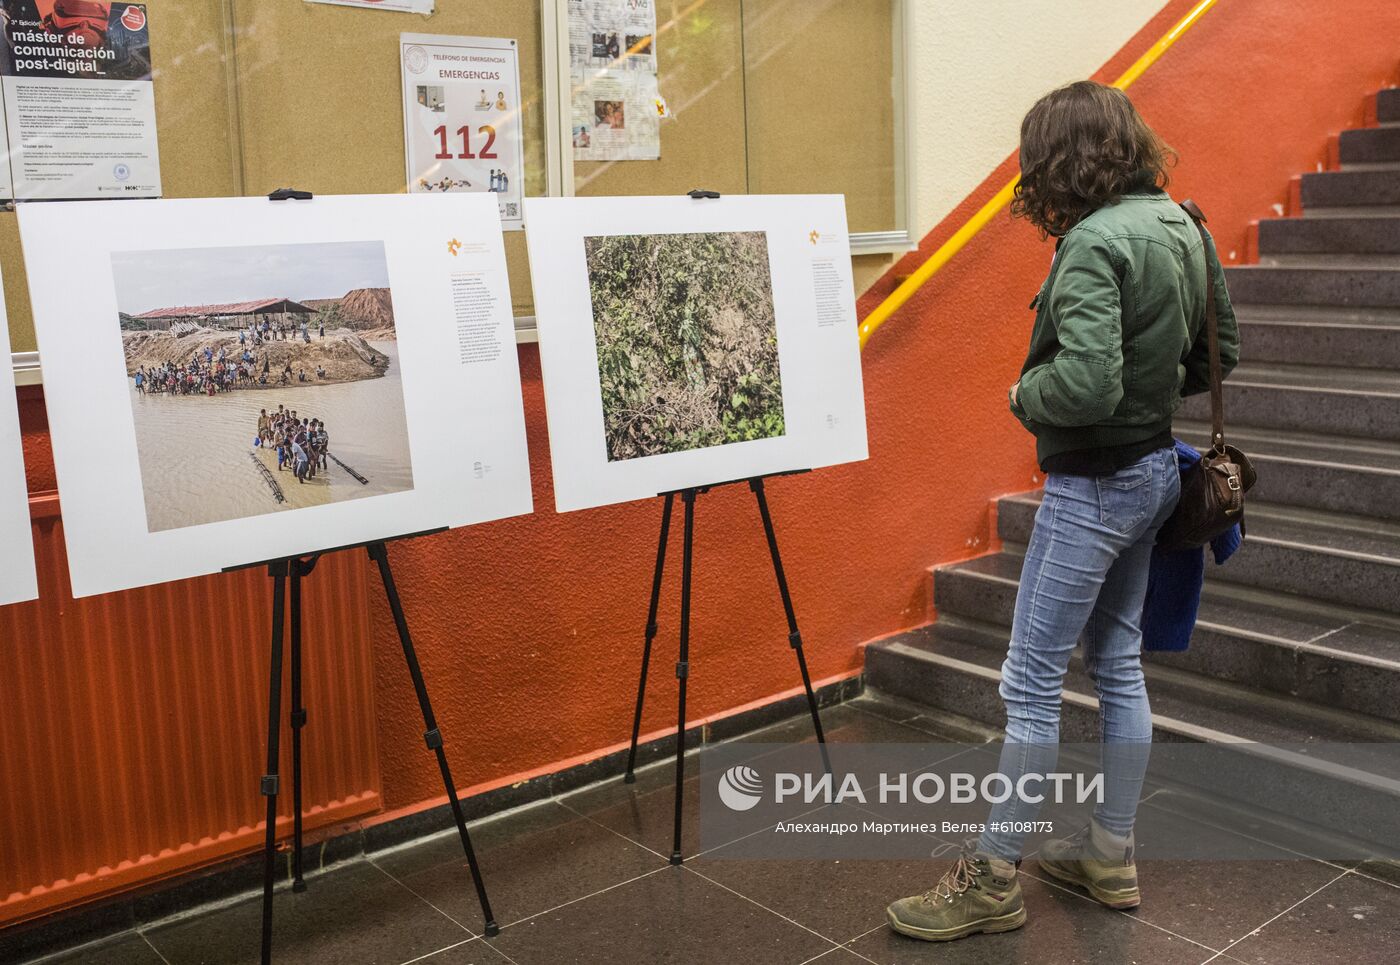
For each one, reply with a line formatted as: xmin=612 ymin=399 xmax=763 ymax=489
xmin=585 ymin=230 xmax=786 ymax=462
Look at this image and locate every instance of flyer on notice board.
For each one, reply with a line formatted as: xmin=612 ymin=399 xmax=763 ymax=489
xmin=400 ymin=33 xmax=525 ymax=230
xmin=307 ymin=0 xmax=434 ymax=13
xmin=0 ymin=1 xmax=161 ymax=200
xmin=567 ymin=0 xmax=663 ymax=162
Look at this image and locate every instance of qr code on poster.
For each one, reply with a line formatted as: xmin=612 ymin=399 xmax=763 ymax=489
xmin=505 ymin=202 xmax=519 ymax=217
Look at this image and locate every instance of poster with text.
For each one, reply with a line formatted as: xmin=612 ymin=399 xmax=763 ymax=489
xmin=568 ymin=0 xmax=662 ymax=161
xmin=401 ymin=33 xmax=525 ymax=230
xmin=524 ymin=195 xmax=868 ymax=512
xmin=21 ymin=193 xmax=532 ymax=597
xmin=308 ymin=0 xmax=434 ymax=12
xmin=1 ymin=1 xmax=160 ymax=200
xmin=0 ymin=270 xmax=38 ymax=606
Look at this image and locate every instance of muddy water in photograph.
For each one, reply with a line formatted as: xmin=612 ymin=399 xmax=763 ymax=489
xmin=130 ymin=342 xmax=414 ymax=532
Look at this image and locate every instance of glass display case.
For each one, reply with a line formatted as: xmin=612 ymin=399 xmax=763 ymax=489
xmin=3 ymin=0 xmax=910 ymax=359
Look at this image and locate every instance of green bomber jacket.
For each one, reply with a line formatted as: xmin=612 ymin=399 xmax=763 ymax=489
xmin=1009 ymin=188 xmax=1240 ymax=467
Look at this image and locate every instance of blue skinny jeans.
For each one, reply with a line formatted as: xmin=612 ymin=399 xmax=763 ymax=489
xmin=979 ymin=446 xmax=1180 ymax=860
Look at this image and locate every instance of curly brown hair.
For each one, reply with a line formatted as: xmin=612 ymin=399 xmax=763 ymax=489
xmin=1012 ymin=81 xmax=1176 ymax=238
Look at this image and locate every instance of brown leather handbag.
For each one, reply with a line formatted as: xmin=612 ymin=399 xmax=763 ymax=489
xmin=1156 ymin=199 xmax=1257 ymax=551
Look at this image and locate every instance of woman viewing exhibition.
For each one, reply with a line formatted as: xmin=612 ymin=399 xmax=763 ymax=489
xmin=886 ymin=80 xmax=1240 ymax=942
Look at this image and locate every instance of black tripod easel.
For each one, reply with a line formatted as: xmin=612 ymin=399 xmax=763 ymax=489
xmin=621 ymin=190 xmax=832 ymax=865
xmin=622 ymin=471 xmax=833 ymax=865
xmin=243 ymin=532 xmax=499 ymax=965
xmin=244 ymin=188 xmax=495 ymax=965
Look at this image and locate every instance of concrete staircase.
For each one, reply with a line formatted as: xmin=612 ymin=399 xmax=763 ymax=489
xmin=865 ymin=83 xmax=1400 ymax=836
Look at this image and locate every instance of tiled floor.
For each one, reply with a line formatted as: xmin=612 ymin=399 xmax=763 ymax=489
xmin=33 ymin=696 xmax=1400 ymax=965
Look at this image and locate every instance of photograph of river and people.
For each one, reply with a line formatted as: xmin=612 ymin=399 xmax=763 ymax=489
xmin=112 ymin=240 xmax=414 ymax=532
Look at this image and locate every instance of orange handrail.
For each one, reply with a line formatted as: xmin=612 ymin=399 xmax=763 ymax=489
xmin=859 ymin=0 xmax=1219 ymax=349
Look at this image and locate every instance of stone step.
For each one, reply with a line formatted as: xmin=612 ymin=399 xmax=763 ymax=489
xmin=1256 ymin=216 xmax=1400 ymax=256
xmin=1175 ymin=419 xmax=1400 ymax=520
xmin=1233 ymin=307 xmax=1400 ymax=370
xmin=1380 ymin=88 xmax=1400 ymax=124
xmin=931 ymin=550 xmax=1400 ymax=723
xmin=1340 ymin=126 xmax=1400 ymax=164
xmin=1300 ymin=169 xmax=1400 ymax=209
xmin=1177 ymin=361 xmax=1400 ymax=441
xmin=864 ymin=619 xmax=1400 ymax=846
xmin=1223 ymin=264 xmax=1400 ymax=309
xmin=995 ymin=490 xmax=1400 ymax=614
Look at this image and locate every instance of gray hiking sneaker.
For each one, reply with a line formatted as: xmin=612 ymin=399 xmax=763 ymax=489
xmin=1038 ymin=819 xmax=1141 ymax=909
xmin=886 ymin=850 xmax=1026 ymax=942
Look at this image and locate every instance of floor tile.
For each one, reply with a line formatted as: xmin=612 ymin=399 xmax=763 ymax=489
xmin=144 ymin=861 xmax=470 ymax=965
xmin=1052 ymin=797 xmax=1345 ymax=949
xmin=1350 ymin=858 xmax=1400 ymax=889
xmin=1222 ymin=871 xmax=1400 ymax=964
xmin=30 ymin=933 xmax=167 ymax=964
xmin=688 ymin=853 xmax=954 ymax=944
xmin=488 ymin=865 xmax=837 ymax=965
xmin=802 ymin=949 xmax=881 ymax=964
xmin=844 ymin=696 xmax=1000 ymax=744
xmin=558 ymin=704 xmax=959 ymax=861
xmin=409 ymin=936 xmax=515 ymax=963
xmin=847 ymin=870 xmax=1214 ymax=965
xmin=374 ymin=800 xmax=665 ymax=928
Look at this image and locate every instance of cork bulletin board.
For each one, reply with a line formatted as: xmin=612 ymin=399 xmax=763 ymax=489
xmin=3 ymin=0 xmax=906 ymax=355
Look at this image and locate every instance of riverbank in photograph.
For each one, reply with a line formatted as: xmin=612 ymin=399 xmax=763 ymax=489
xmin=130 ymin=341 xmax=415 ymax=531
xmin=124 ymin=328 xmax=392 ymax=389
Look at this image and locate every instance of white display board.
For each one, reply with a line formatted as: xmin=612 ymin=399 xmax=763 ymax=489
xmin=22 ymin=193 xmax=532 ymax=598
xmin=0 ymin=270 xmax=38 ymax=606
xmin=400 ymin=33 xmax=525 ymax=230
xmin=524 ymin=194 xmax=868 ymax=512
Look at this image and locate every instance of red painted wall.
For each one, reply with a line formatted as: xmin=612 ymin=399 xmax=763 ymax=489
xmin=4 ymin=0 xmax=1399 ymax=924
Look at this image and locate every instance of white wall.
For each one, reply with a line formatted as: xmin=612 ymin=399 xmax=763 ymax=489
xmin=854 ymin=0 xmax=1168 ymax=294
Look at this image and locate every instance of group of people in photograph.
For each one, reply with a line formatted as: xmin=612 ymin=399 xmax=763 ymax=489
xmin=131 ymin=344 xmax=329 ymax=398
xmin=254 ymin=405 xmax=330 ymax=485
xmin=240 ymin=316 xmax=322 ymax=347
xmin=132 ymin=348 xmax=256 ymax=397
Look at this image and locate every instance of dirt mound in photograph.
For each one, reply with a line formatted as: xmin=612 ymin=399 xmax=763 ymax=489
xmin=123 ymin=328 xmax=390 ymax=385
xmin=304 ymin=288 xmax=396 ymax=333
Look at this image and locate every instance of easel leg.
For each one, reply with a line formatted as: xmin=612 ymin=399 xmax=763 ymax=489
xmin=367 ymin=541 xmax=500 ymax=937
xmin=260 ymin=561 xmax=289 ymax=965
xmin=670 ymin=489 xmax=697 ymax=866
xmin=751 ymin=478 xmax=831 ymax=773
xmin=288 ymin=559 xmax=308 ymax=893
xmin=625 ymin=492 xmax=675 ymax=783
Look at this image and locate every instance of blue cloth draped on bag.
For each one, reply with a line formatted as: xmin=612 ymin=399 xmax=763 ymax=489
xmin=1140 ymin=440 xmax=1242 ymax=652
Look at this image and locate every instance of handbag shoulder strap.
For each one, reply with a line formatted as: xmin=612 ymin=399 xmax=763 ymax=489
xmin=1180 ymin=198 xmax=1225 ymax=452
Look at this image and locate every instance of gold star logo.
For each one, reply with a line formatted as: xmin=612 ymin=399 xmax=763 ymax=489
xmin=809 ymin=230 xmax=820 ymax=245
xmin=447 ymin=238 xmax=462 ymax=256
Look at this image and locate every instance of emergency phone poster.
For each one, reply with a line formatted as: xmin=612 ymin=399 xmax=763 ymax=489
xmin=0 ymin=1 xmax=161 ymax=200
xmin=399 ymin=33 xmax=525 ymax=231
